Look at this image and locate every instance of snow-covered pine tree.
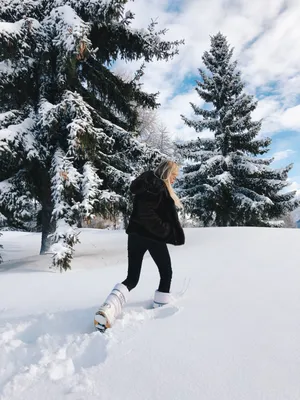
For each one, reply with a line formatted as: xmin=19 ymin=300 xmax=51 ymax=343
xmin=0 ymin=0 xmax=182 ymax=271
xmin=178 ymin=33 xmax=299 ymax=227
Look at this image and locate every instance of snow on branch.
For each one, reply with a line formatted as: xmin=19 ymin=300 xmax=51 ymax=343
xmin=0 ymin=110 xmax=21 ymax=129
xmin=60 ymin=0 xmax=124 ymax=23
xmin=38 ymin=92 xmax=114 ymax=159
xmin=44 ymin=5 xmax=91 ymax=59
xmin=50 ymin=219 xmax=79 ymax=272
xmin=50 ymin=148 xmax=81 ymax=272
xmin=81 ymin=162 xmax=103 ymax=218
xmin=63 ymin=91 xmax=114 ymax=156
xmin=0 ymin=175 xmax=35 ymax=227
xmin=0 ymin=18 xmax=42 ymax=64
xmin=0 ymin=20 xmax=24 ymax=38
xmin=0 ymin=0 xmax=43 ymax=21
xmin=49 ymin=148 xmax=113 ymax=271
xmin=0 ymin=116 xmax=37 ymax=159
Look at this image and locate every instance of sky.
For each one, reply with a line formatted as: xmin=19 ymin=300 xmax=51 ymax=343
xmin=116 ymin=0 xmax=300 ymax=197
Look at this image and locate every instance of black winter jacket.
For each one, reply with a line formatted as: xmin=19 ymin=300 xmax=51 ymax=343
xmin=126 ymin=171 xmax=185 ymax=246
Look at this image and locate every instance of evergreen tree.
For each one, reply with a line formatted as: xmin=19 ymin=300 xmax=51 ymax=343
xmin=0 ymin=0 xmax=182 ymax=271
xmin=178 ymin=33 xmax=299 ymax=227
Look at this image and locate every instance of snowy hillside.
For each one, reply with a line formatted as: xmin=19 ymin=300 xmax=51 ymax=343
xmin=0 ymin=228 xmax=300 ymax=400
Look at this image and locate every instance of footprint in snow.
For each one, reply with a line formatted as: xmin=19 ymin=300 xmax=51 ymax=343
xmin=153 ymin=305 xmax=180 ymax=319
xmin=122 ymin=302 xmax=180 ymax=324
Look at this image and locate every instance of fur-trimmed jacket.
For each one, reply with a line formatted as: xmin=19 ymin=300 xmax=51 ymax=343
xmin=126 ymin=171 xmax=185 ymax=246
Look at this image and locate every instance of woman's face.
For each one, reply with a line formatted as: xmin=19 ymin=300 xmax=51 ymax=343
xmin=169 ymin=169 xmax=178 ymax=185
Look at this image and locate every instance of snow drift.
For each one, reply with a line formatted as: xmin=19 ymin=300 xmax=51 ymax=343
xmin=0 ymin=227 xmax=299 ymax=400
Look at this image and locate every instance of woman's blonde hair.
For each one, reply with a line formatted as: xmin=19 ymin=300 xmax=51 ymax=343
xmin=154 ymin=160 xmax=183 ymax=209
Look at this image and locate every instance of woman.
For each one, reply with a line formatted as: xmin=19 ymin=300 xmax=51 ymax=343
xmin=94 ymin=160 xmax=185 ymax=332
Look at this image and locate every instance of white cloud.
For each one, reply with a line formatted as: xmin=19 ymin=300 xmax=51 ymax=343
xmin=117 ymin=0 xmax=300 ymax=188
xmin=159 ymin=89 xmax=211 ymax=140
xmin=160 ymin=91 xmax=196 ymax=133
xmin=121 ymin=0 xmax=300 ymax=137
xmin=279 ymin=105 xmax=300 ymax=130
xmin=241 ymin=1 xmax=300 ymax=86
xmin=277 ymin=74 xmax=300 ymax=108
xmin=252 ymin=97 xmax=282 ymax=135
xmin=272 ymin=149 xmax=295 ymax=161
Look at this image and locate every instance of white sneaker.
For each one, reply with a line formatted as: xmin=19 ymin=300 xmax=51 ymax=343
xmin=153 ymin=290 xmax=172 ymax=308
xmin=94 ymin=283 xmax=129 ymax=331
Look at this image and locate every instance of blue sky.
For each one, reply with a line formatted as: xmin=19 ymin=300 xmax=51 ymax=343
xmin=118 ymin=0 xmax=300 ymax=196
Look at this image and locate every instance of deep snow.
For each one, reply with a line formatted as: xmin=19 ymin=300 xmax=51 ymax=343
xmin=0 ymin=227 xmax=300 ymax=400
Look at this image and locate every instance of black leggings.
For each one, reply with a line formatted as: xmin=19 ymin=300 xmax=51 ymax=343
xmin=122 ymin=234 xmax=172 ymax=293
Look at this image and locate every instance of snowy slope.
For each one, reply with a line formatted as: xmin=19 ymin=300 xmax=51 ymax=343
xmin=0 ymin=227 xmax=300 ymax=400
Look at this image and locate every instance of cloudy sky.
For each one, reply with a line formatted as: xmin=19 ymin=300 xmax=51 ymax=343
xmin=118 ymin=0 xmax=300 ymax=196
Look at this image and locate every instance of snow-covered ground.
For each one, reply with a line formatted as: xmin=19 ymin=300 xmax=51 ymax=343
xmin=0 ymin=227 xmax=299 ymax=400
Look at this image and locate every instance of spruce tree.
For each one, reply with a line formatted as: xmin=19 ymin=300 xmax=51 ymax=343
xmin=0 ymin=0 xmax=182 ymax=270
xmin=178 ymin=33 xmax=299 ymax=227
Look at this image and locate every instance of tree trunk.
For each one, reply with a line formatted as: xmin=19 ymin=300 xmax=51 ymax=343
xmin=40 ymin=203 xmax=54 ymax=255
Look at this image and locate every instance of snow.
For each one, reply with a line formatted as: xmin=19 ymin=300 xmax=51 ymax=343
xmin=0 ymin=20 xmax=24 ymax=36
xmin=0 ymin=180 xmax=12 ymax=193
xmin=0 ymin=60 xmax=14 ymax=75
xmin=211 ymin=170 xmax=233 ymax=185
xmin=0 ymin=111 xmax=17 ymax=125
xmin=0 ymin=118 xmax=36 ymax=158
xmin=45 ymin=5 xmax=91 ymax=54
xmin=81 ymin=162 xmax=103 ymax=216
xmin=0 ymin=227 xmax=300 ymax=400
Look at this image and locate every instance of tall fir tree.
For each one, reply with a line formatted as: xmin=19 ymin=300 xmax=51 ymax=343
xmin=178 ymin=33 xmax=299 ymax=227
xmin=0 ymin=0 xmax=182 ymax=270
